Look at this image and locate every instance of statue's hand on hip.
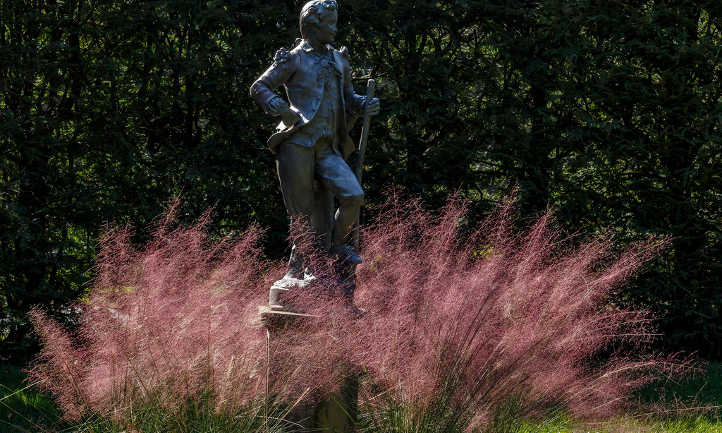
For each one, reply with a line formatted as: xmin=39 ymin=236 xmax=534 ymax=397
xmin=268 ymin=98 xmax=301 ymax=127
xmin=279 ymin=105 xmax=302 ymax=127
xmin=365 ymin=98 xmax=380 ymax=116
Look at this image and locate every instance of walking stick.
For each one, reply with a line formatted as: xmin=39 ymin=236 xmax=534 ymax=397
xmin=353 ymin=79 xmax=376 ymax=251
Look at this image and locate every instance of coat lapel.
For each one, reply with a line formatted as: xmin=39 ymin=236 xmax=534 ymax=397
xmin=331 ymin=50 xmax=345 ymax=87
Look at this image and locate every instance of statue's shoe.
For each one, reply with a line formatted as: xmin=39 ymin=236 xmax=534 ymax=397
xmin=332 ymin=244 xmax=362 ymax=265
xmin=269 ymin=272 xmax=317 ymax=309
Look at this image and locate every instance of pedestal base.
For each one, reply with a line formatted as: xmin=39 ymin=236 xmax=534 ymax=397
xmin=259 ymin=306 xmax=357 ymax=433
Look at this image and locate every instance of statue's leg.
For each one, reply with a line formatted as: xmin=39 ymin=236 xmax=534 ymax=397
xmin=276 ymin=141 xmax=316 ymax=278
xmin=333 ymin=196 xmax=362 ymax=248
xmin=311 ymin=183 xmax=335 ymax=254
xmin=316 ymin=152 xmax=364 ymax=251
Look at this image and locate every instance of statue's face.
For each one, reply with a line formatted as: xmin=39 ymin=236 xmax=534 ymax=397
xmin=315 ymin=10 xmax=338 ymax=45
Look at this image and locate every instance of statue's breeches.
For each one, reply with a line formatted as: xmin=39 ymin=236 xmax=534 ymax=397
xmin=276 ymin=138 xmax=363 ymax=218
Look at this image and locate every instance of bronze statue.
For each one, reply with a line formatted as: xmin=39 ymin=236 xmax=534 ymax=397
xmin=251 ymin=0 xmax=380 ymax=307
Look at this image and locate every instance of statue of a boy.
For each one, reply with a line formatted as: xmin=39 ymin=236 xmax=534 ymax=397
xmin=250 ymin=0 xmax=380 ymax=288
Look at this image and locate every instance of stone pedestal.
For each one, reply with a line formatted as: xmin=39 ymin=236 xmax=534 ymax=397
xmin=259 ymin=306 xmax=358 ymax=433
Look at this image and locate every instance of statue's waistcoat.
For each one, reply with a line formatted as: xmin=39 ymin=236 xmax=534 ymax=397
xmin=287 ymin=51 xmax=343 ymax=148
xmin=285 ymin=48 xmax=345 ymax=124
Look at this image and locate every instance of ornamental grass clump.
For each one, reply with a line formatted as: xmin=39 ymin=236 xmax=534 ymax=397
xmin=28 ymin=194 xmax=677 ymax=430
xmin=28 ymin=205 xmax=274 ymax=420
xmin=346 ymin=192 xmax=676 ymax=430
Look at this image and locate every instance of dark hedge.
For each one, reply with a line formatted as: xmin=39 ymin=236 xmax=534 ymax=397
xmin=1 ymin=0 xmax=720 ymax=360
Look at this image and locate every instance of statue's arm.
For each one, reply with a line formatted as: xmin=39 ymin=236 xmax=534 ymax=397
xmin=343 ymin=68 xmax=367 ymax=120
xmin=333 ymin=47 xmax=365 ymax=122
xmin=249 ymin=48 xmax=297 ymax=116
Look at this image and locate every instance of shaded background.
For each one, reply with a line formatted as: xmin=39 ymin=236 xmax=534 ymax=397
xmin=1 ymin=0 xmax=720 ymax=361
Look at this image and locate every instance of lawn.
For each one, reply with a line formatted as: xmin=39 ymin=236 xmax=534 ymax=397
xmin=0 ymin=364 xmax=64 ymax=432
xmin=1 ymin=362 xmax=720 ymax=433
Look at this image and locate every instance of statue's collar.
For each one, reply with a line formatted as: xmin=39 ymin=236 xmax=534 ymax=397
xmin=300 ymin=39 xmax=332 ymax=54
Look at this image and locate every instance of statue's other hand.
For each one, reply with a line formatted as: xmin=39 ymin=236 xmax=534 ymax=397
xmin=365 ymin=98 xmax=380 ymax=116
xmin=280 ymin=107 xmax=302 ymax=127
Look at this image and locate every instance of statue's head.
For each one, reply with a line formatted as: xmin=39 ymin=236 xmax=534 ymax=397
xmin=299 ymin=0 xmax=338 ymax=44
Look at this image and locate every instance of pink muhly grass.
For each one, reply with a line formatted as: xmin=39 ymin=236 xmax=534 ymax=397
xmin=342 ymin=191 xmax=678 ymax=425
xmin=27 ymin=193 xmax=680 ymax=427
xmin=28 ymin=206 xmax=275 ymax=419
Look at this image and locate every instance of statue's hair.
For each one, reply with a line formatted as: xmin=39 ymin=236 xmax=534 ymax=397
xmin=299 ymin=0 xmax=338 ymax=39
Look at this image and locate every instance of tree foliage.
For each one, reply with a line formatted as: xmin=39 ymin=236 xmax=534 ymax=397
xmin=1 ymin=0 xmax=720 ymax=360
